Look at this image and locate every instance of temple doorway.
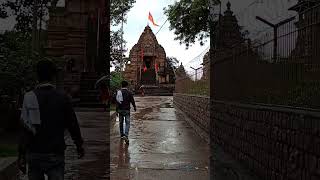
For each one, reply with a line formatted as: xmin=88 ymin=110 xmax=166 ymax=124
xmin=141 ymin=56 xmax=156 ymax=85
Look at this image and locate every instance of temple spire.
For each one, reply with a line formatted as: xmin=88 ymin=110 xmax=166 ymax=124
xmin=227 ymin=1 xmax=231 ymax=11
xmin=217 ymin=1 xmax=243 ymax=49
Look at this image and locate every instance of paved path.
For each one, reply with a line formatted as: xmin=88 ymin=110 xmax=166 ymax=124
xmin=18 ymin=109 xmax=110 ymax=180
xmin=17 ymin=96 xmax=209 ymax=180
xmin=110 ymin=96 xmax=209 ymax=180
xmin=64 ymin=109 xmax=110 ymax=180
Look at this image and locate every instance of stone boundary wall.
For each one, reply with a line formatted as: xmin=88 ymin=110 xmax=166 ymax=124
xmin=173 ymin=93 xmax=210 ymax=140
xmin=212 ymin=100 xmax=320 ymax=180
xmin=0 ymin=157 xmax=18 ymax=180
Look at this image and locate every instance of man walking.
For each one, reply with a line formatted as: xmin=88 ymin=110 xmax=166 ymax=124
xmin=116 ymin=81 xmax=136 ymax=144
xmin=19 ymin=60 xmax=84 ymax=180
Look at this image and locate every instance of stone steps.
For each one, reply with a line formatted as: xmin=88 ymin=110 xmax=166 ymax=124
xmin=78 ymin=72 xmax=102 ymax=108
xmin=142 ymin=85 xmax=174 ymax=96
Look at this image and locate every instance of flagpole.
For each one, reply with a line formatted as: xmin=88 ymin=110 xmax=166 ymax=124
xmin=147 ymin=11 xmax=149 ymax=26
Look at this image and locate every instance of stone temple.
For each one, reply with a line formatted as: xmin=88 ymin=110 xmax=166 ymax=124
xmin=46 ymin=0 xmax=108 ymax=106
xmin=124 ymin=26 xmax=175 ymax=95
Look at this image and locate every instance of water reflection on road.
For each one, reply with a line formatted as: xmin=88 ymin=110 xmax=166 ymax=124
xmin=110 ymin=96 xmax=209 ymax=180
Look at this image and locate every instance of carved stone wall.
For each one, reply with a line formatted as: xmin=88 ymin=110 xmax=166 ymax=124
xmin=124 ymin=26 xmax=171 ymax=87
xmin=46 ymin=0 xmax=105 ymax=96
xmin=46 ymin=0 xmax=104 ymax=73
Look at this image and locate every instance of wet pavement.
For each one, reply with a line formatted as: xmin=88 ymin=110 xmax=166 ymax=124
xmin=17 ymin=96 xmax=209 ymax=179
xmin=64 ymin=109 xmax=110 ymax=180
xmin=18 ymin=109 xmax=110 ymax=180
xmin=110 ymin=96 xmax=209 ymax=180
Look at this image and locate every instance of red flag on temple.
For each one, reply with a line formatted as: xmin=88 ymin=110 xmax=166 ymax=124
xmin=148 ymin=12 xmax=159 ymax=26
xmin=155 ymin=63 xmax=159 ymax=73
xmin=143 ymin=66 xmax=147 ymax=72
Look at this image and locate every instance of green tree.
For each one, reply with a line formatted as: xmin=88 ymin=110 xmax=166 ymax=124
xmin=110 ymin=71 xmax=124 ymax=93
xmin=111 ymin=0 xmax=136 ymax=26
xmin=164 ymin=0 xmax=219 ymax=48
xmin=166 ymin=57 xmax=180 ymax=70
xmin=111 ymin=29 xmax=127 ymax=69
xmin=0 ymin=4 xmax=7 ymax=18
xmin=1 ymin=0 xmax=52 ymax=32
xmin=111 ymin=0 xmax=136 ymax=69
xmin=0 ymin=31 xmax=42 ymax=96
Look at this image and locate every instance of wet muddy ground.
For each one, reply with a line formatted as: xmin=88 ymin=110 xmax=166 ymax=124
xmin=110 ymin=96 xmax=209 ymax=180
xmin=64 ymin=109 xmax=110 ymax=180
xmin=18 ymin=96 xmax=209 ymax=180
xmin=19 ymin=109 xmax=110 ymax=180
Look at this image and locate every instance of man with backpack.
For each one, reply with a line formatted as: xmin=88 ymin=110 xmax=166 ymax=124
xmin=115 ymin=81 xmax=137 ymax=144
xmin=19 ymin=60 xmax=84 ymax=180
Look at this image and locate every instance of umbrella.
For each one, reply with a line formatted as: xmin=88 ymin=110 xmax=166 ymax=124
xmin=95 ymin=75 xmax=109 ymax=89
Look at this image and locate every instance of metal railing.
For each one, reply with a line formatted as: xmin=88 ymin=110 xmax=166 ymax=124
xmin=212 ymin=4 xmax=320 ymax=109
xmin=175 ymin=64 xmax=210 ymax=96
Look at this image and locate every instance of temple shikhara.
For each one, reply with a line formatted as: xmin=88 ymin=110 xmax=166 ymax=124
xmin=47 ymin=0 xmax=106 ymax=74
xmin=46 ymin=0 xmax=107 ymax=106
xmin=124 ymin=26 xmax=175 ymax=95
xmin=289 ymin=0 xmax=320 ymax=63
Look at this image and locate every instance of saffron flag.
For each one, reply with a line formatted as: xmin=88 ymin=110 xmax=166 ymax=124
xmin=148 ymin=12 xmax=159 ymax=26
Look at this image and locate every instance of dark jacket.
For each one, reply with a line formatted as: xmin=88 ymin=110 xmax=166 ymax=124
xmin=20 ymin=85 xmax=83 ymax=155
xmin=117 ymin=88 xmax=136 ymax=111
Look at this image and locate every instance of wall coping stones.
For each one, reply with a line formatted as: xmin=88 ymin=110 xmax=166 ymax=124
xmin=212 ymin=100 xmax=320 ymax=118
xmin=0 ymin=157 xmax=18 ymax=180
xmin=174 ymin=93 xmax=210 ymax=99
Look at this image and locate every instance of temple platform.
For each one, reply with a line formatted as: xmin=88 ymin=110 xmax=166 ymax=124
xmin=138 ymin=84 xmax=175 ymax=96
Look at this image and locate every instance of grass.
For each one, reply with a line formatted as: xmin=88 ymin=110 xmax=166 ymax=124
xmin=0 ymin=144 xmax=17 ymax=157
xmin=176 ymin=79 xmax=210 ymax=96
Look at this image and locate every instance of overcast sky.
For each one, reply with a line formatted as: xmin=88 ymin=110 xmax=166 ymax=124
xmin=115 ymin=0 xmax=209 ymax=69
xmin=117 ymin=0 xmax=298 ymax=70
xmin=0 ymin=0 xmax=298 ymax=69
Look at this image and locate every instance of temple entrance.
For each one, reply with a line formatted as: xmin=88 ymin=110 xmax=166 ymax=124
xmin=141 ymin=56 xmax=156 ymax=85
xmin=123 ymin=26 xmax=175 ymax=94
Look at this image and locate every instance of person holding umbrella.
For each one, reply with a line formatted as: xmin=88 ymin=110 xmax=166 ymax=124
xmin=95 ymin=76 xmax=110 ymax=111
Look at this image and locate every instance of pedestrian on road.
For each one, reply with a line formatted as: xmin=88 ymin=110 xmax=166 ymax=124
xmin=18 ymin=60 xmax=85 ymax=180
xmin=139 ymin=85 xmax=145 ymax=96
xmin=116 ymin=81 xmax=137 ymax=144
xmin=99 ymin=83 xmax=110 ymax=111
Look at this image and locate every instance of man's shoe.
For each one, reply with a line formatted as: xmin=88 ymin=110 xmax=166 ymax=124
xmin=124 ymin=136 xmax=129 ymax=144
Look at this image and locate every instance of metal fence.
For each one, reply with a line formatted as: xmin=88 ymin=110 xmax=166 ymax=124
xmin=212 ymin=4 xmax=320 ymax=109
xmin=175 ymin=66 xmax=210 ymax=96
xmin=175 ymin=49 xmax=210 ymax=96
